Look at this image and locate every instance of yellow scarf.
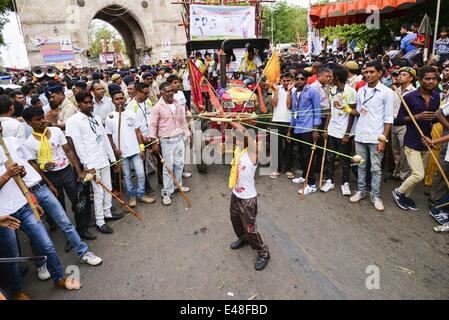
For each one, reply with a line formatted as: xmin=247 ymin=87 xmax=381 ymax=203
xmin=239 ymin=53 xmax=257 ymax=73
xmin=228 ymin=147 xmax=248 ymax=189
xmin=32 ymin=128 xmax=53 ymax=165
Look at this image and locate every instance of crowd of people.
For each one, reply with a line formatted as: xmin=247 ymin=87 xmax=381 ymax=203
xmin=1 ymin=24 xmax=449 ymax=300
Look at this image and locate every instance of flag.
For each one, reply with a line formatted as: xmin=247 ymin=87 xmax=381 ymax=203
xmin=307 ymin=8 xmax=322 ymax=56
xmin=263 ymin=51 xmax=280 ymax=89
xmin=188 ymin=59 xmax=205 ymax=112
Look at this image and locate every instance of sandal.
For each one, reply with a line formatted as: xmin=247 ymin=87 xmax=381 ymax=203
xmin=286 ymin=171 xmax=295 ymax=179
xmin=270 ymin=172 xmax=281 ymax=179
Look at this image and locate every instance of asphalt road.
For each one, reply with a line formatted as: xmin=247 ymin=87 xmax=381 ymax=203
xmin=20 ymin=164 xmax=449 ymax=300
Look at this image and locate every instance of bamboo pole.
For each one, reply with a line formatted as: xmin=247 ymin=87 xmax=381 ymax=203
xmin=319 ymin=137 xmax=328 ymax=188
xmin=300 ymin=142 xmax=317 ymax=200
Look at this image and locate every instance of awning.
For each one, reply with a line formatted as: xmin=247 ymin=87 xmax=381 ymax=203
xmin=309 ymin=0 xmax=427 ymax=29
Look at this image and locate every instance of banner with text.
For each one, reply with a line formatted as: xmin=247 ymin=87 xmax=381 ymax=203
xmin=190 ymin=5 xmax=255 ymax=40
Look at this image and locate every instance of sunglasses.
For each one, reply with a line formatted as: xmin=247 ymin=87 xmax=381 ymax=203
xmin=296 ymin=77 xmax=306 ymax=81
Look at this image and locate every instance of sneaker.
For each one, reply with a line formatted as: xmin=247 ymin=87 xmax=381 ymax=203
xmin=434 ymin=222 xmax=449 ymax=232
xmin=298 ymin=184 xmax=317 ymax=196
xmin=341 ymin=182 xmax=351 ymax=196
xmin=162 ymin=195 xmax=172 ymax=206
xmin=349 ymin=191 xmax=366 ymax=203
xmin=372 ymin=197 xmax=385 ymax=212
xmin=292 ymin=177 xmax=305 ymax=184
xmin=255 ymin=255 xmax=270 ymax=271
xmin=392 ymin=188 xmax=409 ymax=210
xmin=405 ymin=197 xmax=419 ymax=211
xmin=129 ymin=197 xmax=137 ymax=208
xmin=80 ymin=251 xmax=102 ymax=266
xmin=270 ymin=171 xmax=281 ymax=179
xmin=320 ymin=179 xmax=334 ymax=193
xmin=182 ymin=171 xmax=192 ymax=178
xmin=139 ymin=195 xmax=156 ymax=204
xmin=37 ymin=264 xmax=51 ymax=281
xmin=429 ymin=207 xmax=449 ymax=225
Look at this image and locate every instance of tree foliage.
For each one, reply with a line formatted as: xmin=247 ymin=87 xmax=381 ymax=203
xmin=262 ymin=1 xmax=308 ymax=45
xmin=0 ymin=0 xmax=13 ymax=46
xmin=88 ymin=25 xmax=126 ymax=59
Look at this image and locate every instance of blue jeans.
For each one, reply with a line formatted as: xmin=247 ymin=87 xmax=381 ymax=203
xmin=0 ymin=204 xmax=64 ymax=293
xmin=31 ymin=184 xmax=88 ymax=261
xmin=160 ymin=136 xmax=185 ymax=197
xmin=121 ymin=153 xmax=145 ymax=199
xmin=355 ymin=142 xmax=383 ymax=198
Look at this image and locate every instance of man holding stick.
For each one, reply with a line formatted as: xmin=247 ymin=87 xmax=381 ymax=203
xmin=393 ymin=66 xmax=440 ymax=211
xmin=226 ymin=116 xmax=270 ymax=271
xmin=105 ymin=90 xmax=155 ymax=208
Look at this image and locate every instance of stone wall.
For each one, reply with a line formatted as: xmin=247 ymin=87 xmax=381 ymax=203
xmin=15 ymin=0 xmax=187 ymax=67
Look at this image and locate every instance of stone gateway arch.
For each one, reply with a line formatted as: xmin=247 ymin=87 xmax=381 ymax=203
xmin=15 ymin=0 xmax=186 ymax=67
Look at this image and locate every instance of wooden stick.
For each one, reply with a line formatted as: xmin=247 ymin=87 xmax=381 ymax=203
xmin=0 ymin=134 xmax=41 ymax=221
xmin=393 ymin=85 xmax=449 ymax=189
xmin=94 ymin=178 xmax=144 ymax=222
xmin=300 ymin=142 xmax=317 ymax=200
xmin=156 ymin=151 xmax=192 ymax=208
xmin=0 ymin=256 xmax=47 ymax=264
xmin=319 ymin=137 xmax=328 ymax=188
xmin=435 ymin=201 xmax=449 ymax=210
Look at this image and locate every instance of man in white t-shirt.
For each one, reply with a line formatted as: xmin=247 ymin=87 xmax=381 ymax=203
xmin=22 ymin=106 xmax=96 ymax=241
xmin=0 ymin=95 xmax=25 ymax=144
xmin=270 ymin=73 xmax=294 ymax=179
xmin=226 ymin=117 xmax=270 ymax=271
xmin=0 ymin=131 xmax=95 ymax=291
xmin=321 ymin=66 xmax=357 ymax=196
xmin=105 ymin=90 xmax=155 ymax=207
xmin=66 ymin=91 xmax=122 ymax=234
xmin=0 ymin=133 xmax=76 ymax=297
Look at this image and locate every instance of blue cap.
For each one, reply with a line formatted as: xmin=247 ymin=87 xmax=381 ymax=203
xmin=45 ymin=85 xmax=64 ymax=98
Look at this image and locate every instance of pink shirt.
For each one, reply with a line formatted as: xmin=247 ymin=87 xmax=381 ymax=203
xmin=149 ymin=98 xmax=191 ymax=139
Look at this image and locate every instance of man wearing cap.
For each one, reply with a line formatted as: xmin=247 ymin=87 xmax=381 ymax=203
xmin=345 ymin=61 xmax=362 ymax=89
xmin=142 ymin=72 xmax=160 ymax=104
xmin=46 ymin=85 xmax=78 ymax=126
xmin=110 ymin=73 xmax=129 ymax=100
xmin=391 ymin=67 xmax=416 ymax=181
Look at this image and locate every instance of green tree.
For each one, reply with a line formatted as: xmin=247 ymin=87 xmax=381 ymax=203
xmin=0 ymin=0 xmax=13 ymax=46
xmin=89 ymin=26 xmax=126 ymax=59
xmin=262 ymin=1 xmax=308 ymax=45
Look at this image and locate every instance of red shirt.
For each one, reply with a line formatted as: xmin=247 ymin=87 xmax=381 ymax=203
xmin=355 ymin=80 xmax=366 ymax=92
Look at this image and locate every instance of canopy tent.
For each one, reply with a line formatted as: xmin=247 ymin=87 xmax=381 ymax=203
xmin=309 ymin=0 xmax=429 ymax=29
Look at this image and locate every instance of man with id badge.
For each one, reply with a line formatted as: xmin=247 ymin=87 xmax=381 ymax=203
xmin=66 ymin=92 xmax=122 ymax=234
xmin=127 ymin=82 xmax=156 ymax=195
xmin=350 ymin=61 xmax=395 ymax=212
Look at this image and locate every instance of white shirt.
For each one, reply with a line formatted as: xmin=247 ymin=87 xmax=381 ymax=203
xmin=174 ymin=91 xmax=187 ymax=110
xmin=93 ymin=96 xmax=115 ymax=124
xmin=0 ymin=117 xmax=26 ymax=144
xmin=0 ymin=137 xmax=28 ymax=216
xmin=24 ymin=127 xmax=70 ymax=172
xmin=66 ymin=112 xmax=116 ymax=170
xmin=232 ymin=151 xmax=257 ymax=199
xmin=182 ymin=71 xmax=191 ymax=91
xmin=272 ymin=87 xmax=293 ymax=123
xmin=127 ymin=99 xmax=152 ymax=138
xmin=104 ymin=109 xmax=140 ymax=158
xmin=1 ymin=137 xmax=42 ymax=188
xmin=355 ymin=82 xmax=394 ymax=144
xmin=328 ymin=84 xmax=357 ymax=139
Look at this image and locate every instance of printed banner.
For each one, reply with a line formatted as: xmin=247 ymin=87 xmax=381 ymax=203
xmin=190 ymin=5 xmax=255 ymax=40
xmin=39 ymin=35 xmax=75 ymax=67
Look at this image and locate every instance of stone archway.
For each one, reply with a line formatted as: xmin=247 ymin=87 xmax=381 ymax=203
xmin=91 ymin=5 xmax=147 ymax=66
xmin=15 ymin=0 xmax=186 ymax=67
